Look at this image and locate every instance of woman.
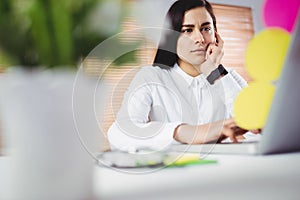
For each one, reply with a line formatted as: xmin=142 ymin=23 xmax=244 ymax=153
xmin=108 ymin=0 xmax=254 ymax=151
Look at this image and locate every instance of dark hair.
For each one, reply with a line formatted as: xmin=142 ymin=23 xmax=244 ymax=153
xmin=152 ymin=0 xmax=217 ymax=69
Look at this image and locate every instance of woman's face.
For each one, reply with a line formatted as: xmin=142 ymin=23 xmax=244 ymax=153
xmin=177 ymin=7 xmax=215 ymax=69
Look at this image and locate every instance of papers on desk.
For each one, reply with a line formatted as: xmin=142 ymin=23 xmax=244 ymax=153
xmin=96 ymin=150 xmax=217 ymax=169
xmin=97 ymin=150 xmax=165 ymax=168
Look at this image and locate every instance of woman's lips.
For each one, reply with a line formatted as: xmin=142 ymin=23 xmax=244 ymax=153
xmin=191 ymin=48 xmax=206 ymax=54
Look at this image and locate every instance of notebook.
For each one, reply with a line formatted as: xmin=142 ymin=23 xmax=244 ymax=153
xmin=171 ymin=16 xmax=300 ymax=155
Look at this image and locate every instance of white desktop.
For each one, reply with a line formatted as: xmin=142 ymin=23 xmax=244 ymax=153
xmin=93 ymin=153 xmax=300 ymax=200
xmin=1 ymin=152 xmax=300 ymax=200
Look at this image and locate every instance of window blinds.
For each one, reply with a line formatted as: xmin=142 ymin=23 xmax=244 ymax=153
xmin=212 ymin=4 xmax=254 ymax=81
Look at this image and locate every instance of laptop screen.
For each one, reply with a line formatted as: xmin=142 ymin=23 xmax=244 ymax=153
xmin=259 ymin=14 xmax=300 ymax=155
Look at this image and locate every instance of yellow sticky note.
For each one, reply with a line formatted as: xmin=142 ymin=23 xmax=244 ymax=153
xmin=171 ymin=154 xmax=200 ymax=165
xmin=245 ymin=28 xmax=291 ymax=81
xmin=234 ymin=82 xmax=275 ymax=130
xmin=163 ymin=154 xmax=217 ymax=167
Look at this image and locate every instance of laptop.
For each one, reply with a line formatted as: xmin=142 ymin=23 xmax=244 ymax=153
xmin=171 ymin=16 xmax=300 ymax=155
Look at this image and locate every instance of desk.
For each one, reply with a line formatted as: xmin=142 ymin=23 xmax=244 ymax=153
xmin=1 ymin=153 xmax=300 ymax=200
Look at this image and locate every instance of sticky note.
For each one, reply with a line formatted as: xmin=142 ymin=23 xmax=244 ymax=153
xmin=245 ymin=28 xmax=291 ymax=81
xmin=164 ymin=154 xmax=217 ymax=167
xmin=263 ymin=0 xmax=300 ymax=33
xmin=234 ymin=82 xmax=275 ymax=130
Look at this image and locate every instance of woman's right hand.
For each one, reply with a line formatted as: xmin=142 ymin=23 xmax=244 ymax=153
xmin=200 ymin=32 xmax=224 ymax=76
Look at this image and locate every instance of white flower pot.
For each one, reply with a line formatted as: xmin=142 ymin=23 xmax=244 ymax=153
xmin=0 ymin=68 xmax=104 ymax=200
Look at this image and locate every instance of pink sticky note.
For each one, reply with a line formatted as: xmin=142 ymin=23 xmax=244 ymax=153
xmin=263 ymin=0 xmax=300 ymax=32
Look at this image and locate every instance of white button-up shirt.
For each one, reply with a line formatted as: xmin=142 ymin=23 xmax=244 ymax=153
xmin=108 ymin=64 xmax=247 ymax=151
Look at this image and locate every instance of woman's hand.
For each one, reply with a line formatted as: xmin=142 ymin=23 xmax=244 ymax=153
xmin=174 ymin=118 xmax=248 ymax=144
xmin=200 ymin=32 xmax=224 ymax=76
xmin=249 ymin=129 xmax=262 ymax=134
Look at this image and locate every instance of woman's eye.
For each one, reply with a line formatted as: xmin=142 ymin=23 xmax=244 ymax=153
xmin=200 ymin=27 xmax=211 ymax=33
xmin=181 ymin=28 xmax=193 ymax=33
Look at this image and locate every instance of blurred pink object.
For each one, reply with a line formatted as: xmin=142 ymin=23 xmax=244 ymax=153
xmin=263 ymin=0 xmax=300 ymax=32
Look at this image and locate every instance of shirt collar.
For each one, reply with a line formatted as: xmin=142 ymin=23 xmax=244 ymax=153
xmin=173 ymin=63 xmax=206 ymax=88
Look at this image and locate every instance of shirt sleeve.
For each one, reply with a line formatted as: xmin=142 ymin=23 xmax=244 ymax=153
xmin=107 ymin=67 xmax=182 ymax=152
xmin=212 ymin=69 xmax=248 ymax=116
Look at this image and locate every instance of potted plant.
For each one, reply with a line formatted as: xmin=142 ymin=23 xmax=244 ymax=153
xmin=0 ymin=0 xmax=119 ymax=68
xmin=0 ymin=0 xmax=130 ymax=199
